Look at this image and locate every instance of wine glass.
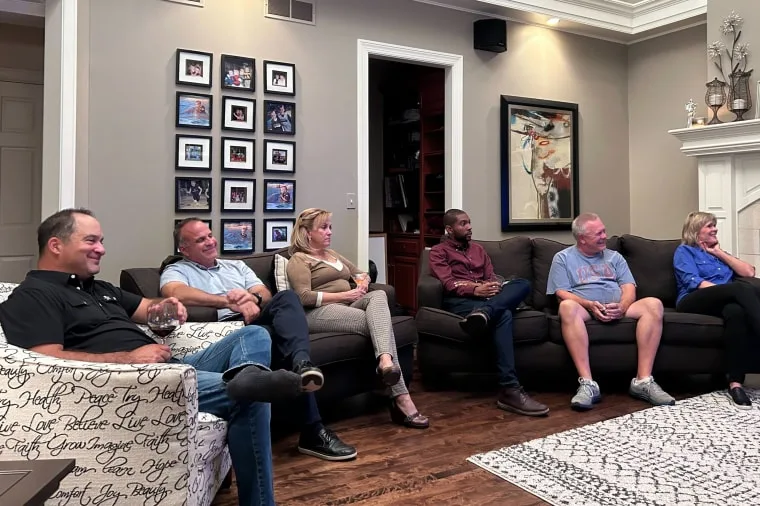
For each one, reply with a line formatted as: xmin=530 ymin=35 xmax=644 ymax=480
xmin=352 ymin=272 xmax=370 ymax=291
xmin=147 ymin=301 xmax=180 ymax=344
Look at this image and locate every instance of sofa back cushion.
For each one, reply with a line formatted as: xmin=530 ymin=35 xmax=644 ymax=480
xmin=478 ymin=238 xmax=534 ymax=305
xmin=530 ymin=236 xmax=621 ymax=312
xmin=530 ymin=238 xmax=570 ymax=311
xmin=238 ymin=250 xmax=281 ymax=291
xmin=620 ymin=234 xmax=680 ymax=307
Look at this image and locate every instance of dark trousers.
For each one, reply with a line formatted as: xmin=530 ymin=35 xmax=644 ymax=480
xmin=676 ymin=280 xmax=760 ymax=384
xmin=253 ymin=290 xmax=322 ymax=428
xmin=443 ymin=278 xmax=531 ymax=388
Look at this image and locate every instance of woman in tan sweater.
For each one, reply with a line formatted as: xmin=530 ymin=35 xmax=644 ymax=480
xmin=287 ymin=208 xmax=428 ymax=429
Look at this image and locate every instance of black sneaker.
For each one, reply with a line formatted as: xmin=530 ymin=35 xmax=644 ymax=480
xmin=293 ymin=360 xmax=324 ymax=393
xmin=729 ymin=386 xmax=752 ymax=409
xmin=459 ymin=310 xmax=489 ymax=337
xmin=298 ymin=427 xmax=357 ymax=461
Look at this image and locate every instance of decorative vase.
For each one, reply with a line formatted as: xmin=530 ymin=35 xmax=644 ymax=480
xmin=705 ymin=78 xmax=727 ymax=125
xmin=728 ymin=71 xmax=753 ymax=121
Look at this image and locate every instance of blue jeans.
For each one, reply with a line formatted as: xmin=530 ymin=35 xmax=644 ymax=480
xmin=180 ymin=325 xmax=275 ymax=506
xmin=443 ymin=278 xmax=531 ymax=388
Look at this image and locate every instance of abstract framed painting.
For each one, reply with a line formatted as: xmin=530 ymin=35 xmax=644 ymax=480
xmin=500 ymin=95 xmax=579 ymax=232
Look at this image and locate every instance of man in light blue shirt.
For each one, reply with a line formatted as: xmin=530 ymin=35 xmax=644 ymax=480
xmin=547 ymin=212 xmax=675 ymax=411
xmin=161 ymin=218 xmax=357 ymax=462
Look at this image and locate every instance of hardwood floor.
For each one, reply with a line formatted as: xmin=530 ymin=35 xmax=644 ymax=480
xmin=211 ymin=376 xmax=717 ymax=505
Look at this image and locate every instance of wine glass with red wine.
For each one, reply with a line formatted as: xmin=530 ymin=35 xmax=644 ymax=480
xmin=147 ymin=301 xmax=180 ymax=344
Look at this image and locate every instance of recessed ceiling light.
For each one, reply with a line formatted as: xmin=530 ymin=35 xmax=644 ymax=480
xmin=547 ymin=18 xmax=560 ymax=26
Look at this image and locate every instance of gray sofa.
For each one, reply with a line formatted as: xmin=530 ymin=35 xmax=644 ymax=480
xmin=120 ymin=248 xmax=418 ymax=422
xmin=415 ymin=234 xmax=760 ymax=387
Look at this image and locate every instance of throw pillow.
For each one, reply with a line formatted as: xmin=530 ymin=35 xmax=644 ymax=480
xmin=273 ymin=254 xmax=290 ymax=292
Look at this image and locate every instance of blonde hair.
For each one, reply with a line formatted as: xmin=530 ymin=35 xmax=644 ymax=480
xmin=681 ymin=211 xmax=716 ymax=246
xmin=290 ymin=208 xmax=332 ymax=255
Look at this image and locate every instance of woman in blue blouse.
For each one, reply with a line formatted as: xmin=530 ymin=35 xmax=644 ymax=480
xmin=674 ymin=211 xmax=759 ymax=408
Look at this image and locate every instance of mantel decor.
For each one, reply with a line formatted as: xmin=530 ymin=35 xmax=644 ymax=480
xmin=708 ymin=10 xmax=753 ymax=121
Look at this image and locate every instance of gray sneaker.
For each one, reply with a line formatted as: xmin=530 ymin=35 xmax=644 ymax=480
xmin=629 ymin=377 xmax=675 ymax=406
xmin=570 ymin=378 xmax=601 ymax=411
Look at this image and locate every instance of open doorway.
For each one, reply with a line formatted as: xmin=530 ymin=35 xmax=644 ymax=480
xmin=0 ymin=22 xmax=44 ymax=282
xmin=368 ymin=59 xmax=445 ymax=313
xmin=357 ymin=40 xmax=463 ymax=314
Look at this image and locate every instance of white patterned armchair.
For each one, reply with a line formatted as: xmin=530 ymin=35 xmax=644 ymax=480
xmin=0 ymin=282 xmax=237 ymax=506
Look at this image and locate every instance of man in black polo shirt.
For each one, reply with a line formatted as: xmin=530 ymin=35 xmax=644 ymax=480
xmin=0 ymin=208 xmax=300 ymax=506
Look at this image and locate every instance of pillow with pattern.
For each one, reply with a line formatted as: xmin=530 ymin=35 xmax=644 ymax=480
xmin=273 ymin=254 xmax=290 ymax=292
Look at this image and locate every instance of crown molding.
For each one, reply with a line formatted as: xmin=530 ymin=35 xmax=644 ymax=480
xmin=414 ymin=0 xmax=706 ymax=36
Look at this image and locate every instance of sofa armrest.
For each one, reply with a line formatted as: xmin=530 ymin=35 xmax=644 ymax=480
xmin=0 ymin=344 xmax=198 ymax=505
xmin=145 ymin=320 xmax=245 ymax=360
xmin=368 ymin=283 xmax=397 ymax=309
xmin=417 ymin=273 xmax=444 ymax=309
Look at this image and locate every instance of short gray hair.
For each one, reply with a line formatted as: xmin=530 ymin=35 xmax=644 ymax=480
xmin=571 ymin=212 xmax=601 ymax=241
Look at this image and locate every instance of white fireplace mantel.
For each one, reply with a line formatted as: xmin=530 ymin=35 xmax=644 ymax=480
xmin=669 ymin=119 xmax=760 ymax=262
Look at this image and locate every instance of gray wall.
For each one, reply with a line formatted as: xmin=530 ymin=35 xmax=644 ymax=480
xmin=628 ymin=25 xmax=705 ymax=238
xmin=0 ymin=23 xmax=43 ymax=71
xmin=83 ymin=0 xmax=633 ymax=283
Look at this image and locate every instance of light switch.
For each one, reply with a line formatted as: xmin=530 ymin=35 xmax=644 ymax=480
xmin=346 ymin=193 xmax=356 ymax=209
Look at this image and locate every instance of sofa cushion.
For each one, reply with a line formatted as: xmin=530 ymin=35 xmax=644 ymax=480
xmin=415 ymin=307 xmax=547 ymax=345
xmin=308 ymin=316 xmax=417 ymax=366
xmin=660 ymin=311 xmax=724 ymax=347
xmin=548 ymin=314 xmax=638 ymax=345
xmin=479 ymin=237 xmax=534 ymax=305
xmin=620 ymin=235 xmax=680 ymax=307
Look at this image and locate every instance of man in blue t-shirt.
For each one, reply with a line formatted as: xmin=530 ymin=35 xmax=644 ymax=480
xmin=547 ymin=212 xmax=675 ymax=411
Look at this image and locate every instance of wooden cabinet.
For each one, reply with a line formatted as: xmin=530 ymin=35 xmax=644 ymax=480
xmin=377 ymin=63 xmax=445 ymax=314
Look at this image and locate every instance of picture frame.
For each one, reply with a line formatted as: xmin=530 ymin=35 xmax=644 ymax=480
xmin=263 ymin=100 xmax=295 ymax=135
xmin=174 ymin=218 xmax=211 ymax=254
xmin=223 ymin=96 xmax=255 ymax=132
xmin=221 ymin=178 xmax=255 ymax=212
xmin=263 ymin=140 xmax=295 ymax=173
xmin=221 ymin=219 xmax=254 ymax=254
xmin=221 ymin=54 xmax=255 ymax=92
xmin=165 ymin=0 xmax=204 ymax=6
xmin=222 ymin=137 xmax=254 ymax=172
xmin=176 ymin=91 xmax=212 ymax=129
xmin=263 ymin=60 xmax=295 ymax=96
xmin=176 ymin=134 xmax=212 ymax=170
xmin=264 ymin=219 xmax=295 ymax=251
xmin=500 ymin=95 xmax=579 ymax=232
xmin=176 ymin=49 xmax=212 ymax=88
xmin=175 ymin=176 xmax=212 ymax=213
xmin=264 ymin=179 xmax=295 ymax=212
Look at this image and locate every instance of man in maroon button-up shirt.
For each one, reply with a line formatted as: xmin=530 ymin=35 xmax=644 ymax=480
xmin=429 ymin=209 xmax=548 ymax=417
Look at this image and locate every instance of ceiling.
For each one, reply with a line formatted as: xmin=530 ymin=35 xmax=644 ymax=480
xmin=414 ymin=0 xmax=707 ymax=44
xmin=1 ymin=0 xmax=706 ymax=44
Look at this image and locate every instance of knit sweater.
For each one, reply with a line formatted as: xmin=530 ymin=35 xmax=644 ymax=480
xmin=286 ymin=250 xmax=362 ymax=307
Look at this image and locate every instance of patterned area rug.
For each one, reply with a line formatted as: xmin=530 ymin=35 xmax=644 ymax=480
xmin=468 ymin=390 xmax=760 ymax=506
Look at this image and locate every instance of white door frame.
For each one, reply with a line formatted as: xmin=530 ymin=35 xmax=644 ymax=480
xmin=356 ymin=39 xmax=463 ymax=269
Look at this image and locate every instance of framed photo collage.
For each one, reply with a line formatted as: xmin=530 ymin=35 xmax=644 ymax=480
xmin=174 ymin=48 xmax=298 ymax=254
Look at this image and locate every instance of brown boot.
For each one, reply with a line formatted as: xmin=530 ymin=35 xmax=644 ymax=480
xmin=497 ymin=386 xmax=549 ymax=416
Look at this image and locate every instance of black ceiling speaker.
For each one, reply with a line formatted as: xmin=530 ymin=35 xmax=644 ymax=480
xmin=474 ymin=19 xmax=507 ymax=53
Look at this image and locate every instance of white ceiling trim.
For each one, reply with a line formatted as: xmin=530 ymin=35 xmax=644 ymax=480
xmin=414 ymin=0 xmax=706 ymax=34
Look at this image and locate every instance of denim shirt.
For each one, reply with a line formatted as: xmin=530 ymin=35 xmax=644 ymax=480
xmin=673 ymin=244 xmax=733 ymax=304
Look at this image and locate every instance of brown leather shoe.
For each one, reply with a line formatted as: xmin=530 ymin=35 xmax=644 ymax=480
xmin=497 ymin=386 xmax=549 ymax=417
xmin=389 ymin=400 xmax=430 ymax=429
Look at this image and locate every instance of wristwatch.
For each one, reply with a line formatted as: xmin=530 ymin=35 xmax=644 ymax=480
xmin=252 ymin=292 xmax=263 ymax=306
